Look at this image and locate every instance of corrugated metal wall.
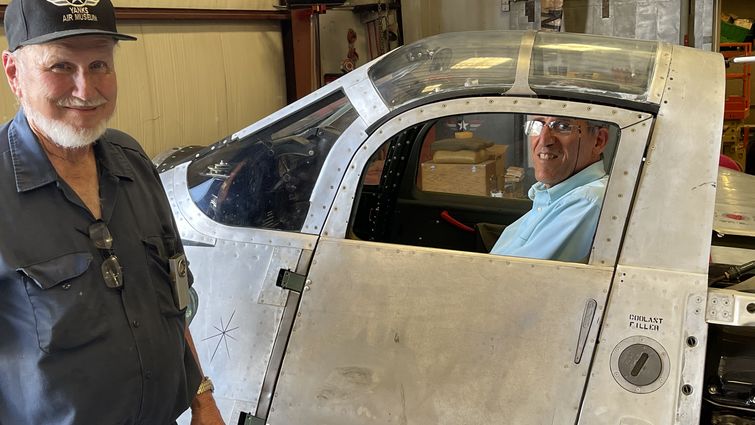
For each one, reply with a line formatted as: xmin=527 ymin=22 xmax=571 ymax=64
xmin=402 ymin=0 xmax=540 ymax=44
xmin=1 ymin=0 xmax=720 ymax=156
xmin=110 ymin=21 xmax=286 ymax=158
xmin=403 ymin=0 xmax=717 ymax=50
xmin=564 ymin=0 xmax=717 ymax=50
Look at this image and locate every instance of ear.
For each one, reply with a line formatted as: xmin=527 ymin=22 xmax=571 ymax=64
xmin=592 ymin=127 xmax=609 ymax=156
xmin=2 ymin=50 xmax=22 ymax=98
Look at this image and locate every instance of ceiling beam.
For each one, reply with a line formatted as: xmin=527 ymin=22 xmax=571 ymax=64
xmin=0 ymin=6 xmax=289 ymax=21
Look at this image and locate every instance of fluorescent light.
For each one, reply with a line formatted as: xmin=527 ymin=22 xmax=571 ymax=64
xmin=538 ymin=43 xmax=622 ymax=52
xmin=451 ymin=57 xmax=511 ymax=70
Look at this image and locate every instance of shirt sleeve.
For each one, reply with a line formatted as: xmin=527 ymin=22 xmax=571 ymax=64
xmin=493 ymin=194 xmax=603 ymax=263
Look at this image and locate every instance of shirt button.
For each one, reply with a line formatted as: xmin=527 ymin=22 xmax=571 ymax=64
xmin=62 ymin=283 xmax=72 ymax=290
xmin=132 ymin=320 xmax=140 ymax=328
xmin=145 ymin=370 xmax=152 ymax=380
xmin=537 ymin=207 xmax=542 ymax=212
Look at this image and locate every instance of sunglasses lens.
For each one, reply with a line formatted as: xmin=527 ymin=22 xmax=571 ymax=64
xmin=524 ymin=120 xmax=543 ymax=137
xmin=89 ymin=222 xmax=113 ymax=250
xmin=101 ymin=256 xmax=122 ymax=288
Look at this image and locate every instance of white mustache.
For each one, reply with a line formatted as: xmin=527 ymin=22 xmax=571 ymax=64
xmin=56 ymin=97 xmax=107 ymax=108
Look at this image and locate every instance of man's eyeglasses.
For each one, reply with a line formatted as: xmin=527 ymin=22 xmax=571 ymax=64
xmin=88 ymin=221 xmax=123 ymax=289
xmin=523 ymin=119 xmax=580 ymax=137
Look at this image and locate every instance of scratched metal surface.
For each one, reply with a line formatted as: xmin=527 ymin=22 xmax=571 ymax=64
xmin=618 ymin=44 xmax=724 ymax=274
xmin=180 ymin=242 xmax=302 ymax=422
xmin=579 ymin=265 xmax=708 ymax=424
xmin=268 ymin=238 xmax=613 ymax=425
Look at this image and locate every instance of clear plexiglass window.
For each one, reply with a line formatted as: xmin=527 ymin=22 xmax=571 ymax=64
xmin=186 ymin=90 xmax=358 ymax=231
xmin=529 ymin=32 xmax=659 ymax=102
xmin=369 ymin=31 xmax=522 ymax=109
xmin=368 ymin=30 xmax=661 ymax=110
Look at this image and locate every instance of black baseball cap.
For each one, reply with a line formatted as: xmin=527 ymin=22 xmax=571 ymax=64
xmin=4 ymin=0 xmax=136 ymax=52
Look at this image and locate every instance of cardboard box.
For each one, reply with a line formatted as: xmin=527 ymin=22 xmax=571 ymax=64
xmin=486 ymin=144 xmax=508 ymax=190
xmin=421 ymin=159 xmax=497 ymax=197
xmin=734 ymin=18 xmax=753 ymax=30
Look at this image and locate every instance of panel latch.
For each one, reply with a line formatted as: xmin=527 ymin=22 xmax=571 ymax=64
xmin=239 ymin=412 xmax=266 ymax=425
xmin=276 ymin=269 xmax=306 ymax=293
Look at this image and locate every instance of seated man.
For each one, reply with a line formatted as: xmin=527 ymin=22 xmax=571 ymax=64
xmin=490 ymin=116 xmax=609 ymax=262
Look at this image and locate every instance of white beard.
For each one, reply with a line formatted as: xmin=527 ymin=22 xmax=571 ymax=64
xmin=22 ymin=101 xmax=110 ymax=149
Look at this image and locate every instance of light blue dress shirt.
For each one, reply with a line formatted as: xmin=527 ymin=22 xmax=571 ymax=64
xmin=490 ymin=161 xmax=608 ymax=263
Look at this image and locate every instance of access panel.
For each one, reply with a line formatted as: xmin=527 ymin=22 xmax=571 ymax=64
xmin=268 ymin=238 xmax=613 ymax=424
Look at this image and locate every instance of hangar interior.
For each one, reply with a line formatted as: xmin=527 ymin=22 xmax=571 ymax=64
xmin=2 ymin=1 xmax=755 ymax=425
xmin=1 ymin=0 xmax=751 ymax=159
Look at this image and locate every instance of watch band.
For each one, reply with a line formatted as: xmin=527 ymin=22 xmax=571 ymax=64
xmin=196 ymin=376 xmax=214 ymax=395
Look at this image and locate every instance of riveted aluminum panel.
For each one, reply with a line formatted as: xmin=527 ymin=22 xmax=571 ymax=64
xmin=256 ymin=249 xmax=314 ymax=419
xmin=302 ymin=116 xmax=368 ymax=235
xmin=706 ymin=288 xmax=755 ymax=327
xmin=579 ymin=265 xmax=708 ymax=424
xmin=647 ymin=43 xmax=673 ymax=105
xmin=618 ymin=45 xmax=724 ymax=274
xmin=321 ymin=97 xmax=652 ymax=268
xmin=343 ymin=77 xmax=391 ymax=127
xmin=268 ymin=238 xmax=613 ymax=425
xmin=161 ymin=167 xmax=217 ymax=247
xmin=590 ymin=119 xmax=652 ymax=266
xmin=184 ymin=243 xmax=301 ymax=419
xmin=162 ymin=161 xmax=320 ymax=423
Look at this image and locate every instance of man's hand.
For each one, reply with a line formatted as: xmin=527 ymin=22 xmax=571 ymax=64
xmin=190 ymin=392 xmax=225 ymax=425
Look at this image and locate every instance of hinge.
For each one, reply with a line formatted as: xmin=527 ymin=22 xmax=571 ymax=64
xmin=238 ymin=411 xmax=266 ymax=425
xmin=276 ymin=268 xmax=306 ymax=293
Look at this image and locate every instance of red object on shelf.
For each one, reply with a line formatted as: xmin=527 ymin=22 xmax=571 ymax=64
xmin=721 ymin=42 xmax=752 ymax=120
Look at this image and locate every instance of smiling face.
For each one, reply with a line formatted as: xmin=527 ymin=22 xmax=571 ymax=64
xmin=528 ymin=116 xmax=608 ymax=188
xmin=2 ymin=35 xmax=117 ymax=148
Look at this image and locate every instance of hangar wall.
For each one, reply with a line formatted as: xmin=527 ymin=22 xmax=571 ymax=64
xmin=563 ymin=0 xmax=717 ymax=50
xmin=0 ymin=32 xmax=12 ymax=126
xmin=115 ymin=0 xmax=274 ymax=9
xmin=401 ymin=0 xmax=538 ymax=44
xmin=108 ymin=20 xmax=286 ymax=158
xmin=0 ymin=0 xmax=276 ymax=10
xmin=319 ymin=9 xmax=372 ymax=81
xmin=0 ymin=2 xmax=287 ymax=158
xmin=0 ymin=0 xmax=719 ymax=157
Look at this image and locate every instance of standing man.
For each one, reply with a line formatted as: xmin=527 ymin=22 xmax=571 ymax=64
xmin=490 ymin=116 xmax=609 ymax=263
xmin=0 ymin=1 xmax=224 ymax=424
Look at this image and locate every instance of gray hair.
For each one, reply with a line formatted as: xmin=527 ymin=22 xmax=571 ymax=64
xmin=8 ymin=47 xmax=28 ymax=72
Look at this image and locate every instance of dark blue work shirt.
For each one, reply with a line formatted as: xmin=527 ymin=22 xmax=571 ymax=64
xmin=0 ymin=110 xmax=201 ymax=425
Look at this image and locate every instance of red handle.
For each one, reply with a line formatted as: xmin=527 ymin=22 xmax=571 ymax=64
xmin=440 ymin=210 xmax=475 ymax=233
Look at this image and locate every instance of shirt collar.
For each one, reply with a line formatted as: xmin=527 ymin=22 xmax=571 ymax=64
xmin=94 ymin=132 xmax=136 ymax=182
xmin=8 ymin=109 xmax=57 ymax=193
xmin=528 ymin=161 xmax=607 ymax=202
xmin=8 ymin=109 xmax=135 ymax=193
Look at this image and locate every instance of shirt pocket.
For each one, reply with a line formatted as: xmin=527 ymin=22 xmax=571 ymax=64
xmin=142 ymin=235 xmax=186 ymax=318
xmin=18 ymin=252 xmax=109 ymax=353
